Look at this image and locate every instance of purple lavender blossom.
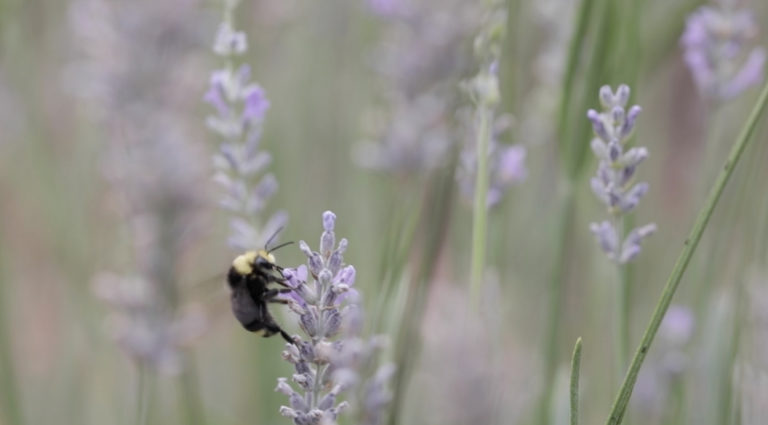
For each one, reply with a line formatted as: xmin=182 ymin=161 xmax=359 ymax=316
xmin=588 ymin=85 xmax=656 ymax=264
xmin=205 ymin=5 xmax=286 ymax=250
xmin=277 ymin=212 xmax=393 ymax=425
xmin=457 ymin=114 xmax=527 ymax=208
xmin=681 ymin=0 xmax=766 ymax=101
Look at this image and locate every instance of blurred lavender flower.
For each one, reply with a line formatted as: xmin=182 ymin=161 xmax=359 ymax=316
xmin=94 ymin=273 xmax=206 ymax=374
xmin=681 ymin=0 xmax=766 ymax=101
xmin=69 ymin=0 xmax=209 ymax=373
xmin=456 ymin=0 xmax=525 ymax=209
xmin=659 ymin=305 xmax=695 ymax=375
xmin=355 ymin=0 xmax=484 ymax=174
xmin=276 ymin=212 xmax=394 ymax=425
xmin=365 ymin=0 xmax=403 ymax=17
xmin=457 ymin=114 xmax=527 ymax=208
xmin=588 ymin=85 xmax=656 ymax=264
xmin=632 ymin=305 xmax=694 ymax=418
xmin=205 ymin=0 xmax=286 ymax=250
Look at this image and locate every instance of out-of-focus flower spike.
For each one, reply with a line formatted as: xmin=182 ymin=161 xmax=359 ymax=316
xmin=681 ymin=1 xmax=765 ymax=101
xmin=205 ymin=0 xmax=285 ymax=250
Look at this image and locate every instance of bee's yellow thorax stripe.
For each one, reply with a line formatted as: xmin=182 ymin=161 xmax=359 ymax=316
xmin=233 ymin=251 xmax=257 ymax=275
xmin=257 ymin=249 xmax=276 ymax=264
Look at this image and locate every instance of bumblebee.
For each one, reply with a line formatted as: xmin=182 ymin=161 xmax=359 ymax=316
xmin=227 ymin=240 xmax=294 ymax=344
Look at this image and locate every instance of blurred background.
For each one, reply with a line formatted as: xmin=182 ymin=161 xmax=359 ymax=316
xmin=0 ymin=0 xmax=767 ymax=424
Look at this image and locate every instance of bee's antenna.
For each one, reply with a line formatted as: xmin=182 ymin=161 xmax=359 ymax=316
xmin=268 ymin=241 xmax=294 ymax=254
xmin=264 ymin=226 xmax=285 ymax=251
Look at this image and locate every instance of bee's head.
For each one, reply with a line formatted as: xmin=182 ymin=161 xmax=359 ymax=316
xmin=231 ymin=250 xmax=276 ymax=275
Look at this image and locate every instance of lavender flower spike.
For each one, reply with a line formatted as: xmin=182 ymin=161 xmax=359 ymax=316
xmin=681 ymin=0 xmax=766 ymax=101
xmin=278 ymin=212 xmax=393 ymax=425
xmin=205 ymin=0 xmax=285 ymax=250
xmin=589 ymin=85 xmax=655 ymax=264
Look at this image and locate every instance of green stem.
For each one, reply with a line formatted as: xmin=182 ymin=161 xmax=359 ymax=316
xmin=570 ymin=338 xmax=583 ymax=425
xmin=604 ymin=80 xmax=768 ymax=425
xmin=180 ymin=354 xmax=205 ymax=425
xmin=556 ymin=0 xmax=597 ymax=151
xmin=538 ymin=187 xmax=576 ymax=425
xmin=470 ymin=105 xmax=492 ymax=307
xmin=136 ymin=366 xmax=150 ymax=425
xmin=613 ymin=216 xmax=628 ymax=390
xmin=0 ymin=245 xmax=23 ymax=425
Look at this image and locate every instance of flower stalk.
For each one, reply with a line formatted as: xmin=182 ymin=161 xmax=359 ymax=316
xmin=466 ymin=0 xmax=507 ymax=307
xmin=587 ymin=84 xmax=654 ymax=389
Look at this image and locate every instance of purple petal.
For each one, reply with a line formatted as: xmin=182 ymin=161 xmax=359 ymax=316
xmin=242 ymin=85 xmax=270 ymax=123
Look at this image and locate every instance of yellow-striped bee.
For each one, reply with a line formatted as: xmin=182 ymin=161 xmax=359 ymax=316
xmin=227 ymin=236 xmax=294 ymax=343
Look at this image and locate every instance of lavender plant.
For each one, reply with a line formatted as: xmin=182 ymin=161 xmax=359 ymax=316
xmin=70 ymin=0 xmax=209 ymax=375
xmin=70 ymin=2 xmax=210 ymax=423
xmin=588 ymin=84 xmax=656 ymax=265
xmin=681 ymin=0 xmax=766 ymax=102
xmin=588 ymin=84 xmax=655 ymax=391
xmin=205 ymin=0 xmax=286 ymax=250
xmin=464 ymin=0 xmax=510 ymax=304
xmin=277 ymin=211 xmax=393 ymax=425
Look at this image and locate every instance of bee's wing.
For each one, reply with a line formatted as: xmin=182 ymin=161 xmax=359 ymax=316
xmin=187 ymin=272 xmax=227 ymax=295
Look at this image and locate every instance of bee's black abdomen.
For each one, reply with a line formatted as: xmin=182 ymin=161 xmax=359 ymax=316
xmin=243 ymin=318 xmax=266 ymax=333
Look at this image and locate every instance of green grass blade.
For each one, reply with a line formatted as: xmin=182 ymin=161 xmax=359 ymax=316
xmin=570 ymin=338 xmax=583 ymax=425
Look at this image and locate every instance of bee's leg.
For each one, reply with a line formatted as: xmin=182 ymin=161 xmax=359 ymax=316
xmin=268 ymin=325 xmax=294 ymax=344
xmin=261 ymin=318 xmax=294 ymax=344
xmin=269 ymin=274 xmax=293 ymax=288
xmin=264 ymin=288 xmax=293 ymax=302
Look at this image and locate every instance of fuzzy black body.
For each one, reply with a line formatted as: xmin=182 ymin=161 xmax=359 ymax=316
xmin=227 ymin=253 xmax=294 ymax=343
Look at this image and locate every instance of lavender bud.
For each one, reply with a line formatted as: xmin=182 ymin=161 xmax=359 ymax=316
xmin=608 ymin=139 xmax=622 ymax=162
xmin=599 ymin=85 xmax=614 ymax=108
xmin=616 ymin=84 xmax=630 ymax=107
xmin=321 ymin=231 xmax=335 ymax=257
xmin=619 ymin=182 xmax=650 ymax=213
xmin=612 ymin=106 xmax=625 ymax=127
xmin=280 ymin=406 xmax=300 ymax=419
xmin=276 ymin=378 xmax=295 ymax=396
xmin=590 ymin=221 xmax=619 ymax=259
xmin=587 ymin=109 xmax=609 ymax=141
xmin=323 ymin=211 xmax=336 ymax=231
xmin=620 ymin=105 xmax=642 ymax=138
xmin=325 ymin=310 xmax=342 ymax=337
xmin=619 ymin=223 xmax=657 ymax=263
xmin=619 ymin=146 xmax=648 ymax=168
xmin=300 ymin=312 xmax=318 ymax=337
